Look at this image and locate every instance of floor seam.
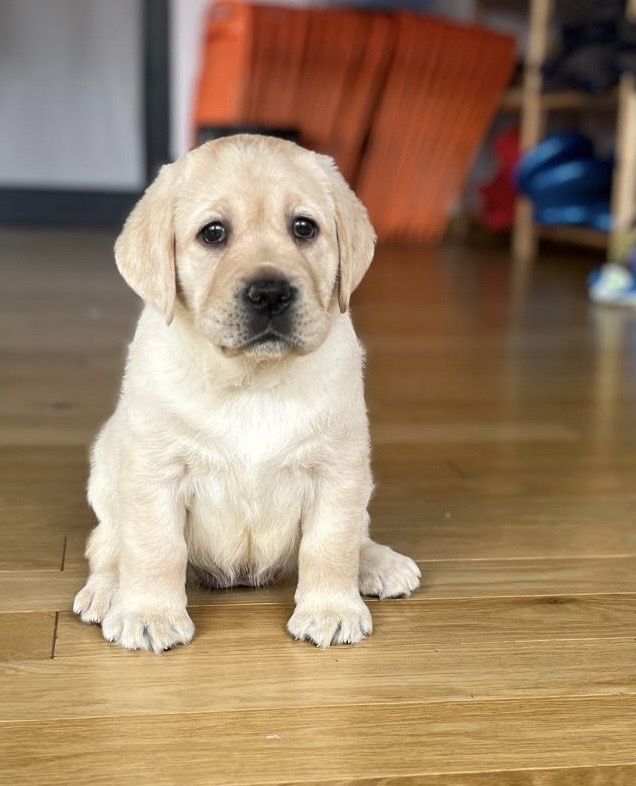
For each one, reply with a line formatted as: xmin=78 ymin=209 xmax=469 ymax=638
xmin=50 ymin=611 xmax=59 ymax=660
xmin=60 ymin=536 xmax=67 ymax=571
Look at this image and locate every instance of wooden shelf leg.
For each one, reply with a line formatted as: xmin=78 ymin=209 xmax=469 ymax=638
xmin=610 ymin=72 xmax=636 ymax=259
xmin=512 ymin=0 xmax=553 ymax=266
xmin=513 ymin=198 xmax=538 ymax=262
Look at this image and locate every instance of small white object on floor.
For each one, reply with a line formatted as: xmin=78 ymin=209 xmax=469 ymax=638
xmin=588 ymin=263 xmax=636 ymax=307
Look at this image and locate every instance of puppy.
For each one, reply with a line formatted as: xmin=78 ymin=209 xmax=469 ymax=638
xmin=73 ymin=135 xmax=420 ymax=652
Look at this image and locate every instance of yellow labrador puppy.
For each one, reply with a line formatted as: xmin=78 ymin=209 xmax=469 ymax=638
xmin=74 ymin=135 xmax=420 ymax=652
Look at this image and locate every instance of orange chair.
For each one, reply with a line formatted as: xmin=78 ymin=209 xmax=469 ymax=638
xmin=194 ymin=2 xmax=516 ymax=243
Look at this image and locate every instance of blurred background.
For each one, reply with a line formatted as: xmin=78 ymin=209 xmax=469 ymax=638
xmin=1 ymin=0 xmax=634 ymax=265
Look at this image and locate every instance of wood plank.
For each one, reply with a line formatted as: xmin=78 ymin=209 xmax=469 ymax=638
xmin=63 ymin=532 xmax=94 ymax=571
xmin=0 ymin=612 xmax=56 ymax=661
xmin=369 ymin=498 xmax=636 ymax=561
xmin=0 ymin=447 xmax=89 ymax=569
xmin=419 ymin=557 xmax=636 ymax=598
xmin=2 ymin=697 xmax=635 ymax=785
xmin=56 ymin=596 xmax=636 ymax=659
xmin=13 ymin=636 xmax=636 ymax=722
xmin=0 ymin=524 xmax=66 ymax=571
xmin=3 ymin=557 xmax=636 ymax=614
xmin=371 ymin=422 xmax=577 ymax=445
xmin=0 ymin=599 xmax=631 ymax=722
xmin=278 ymin=766 xmax=636 ymax=786
xmin=0 ymin=571 xmax=83 ymax=613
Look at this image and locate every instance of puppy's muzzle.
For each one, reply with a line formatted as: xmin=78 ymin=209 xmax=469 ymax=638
xmin=239 ymin=276 xmax=299 ymax=348
xmin=243 ymin=277 xmax=296 ymax=317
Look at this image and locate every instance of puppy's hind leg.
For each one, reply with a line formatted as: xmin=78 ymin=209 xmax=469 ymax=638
xmin=358 ymin=528 xmax=421 ymax=600
xmin=73 ymin=473 xmax=119 ymax=624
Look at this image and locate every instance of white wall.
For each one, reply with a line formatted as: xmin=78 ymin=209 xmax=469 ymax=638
xmin=170 ymin=0 xmax=211 ymax=161
xmin=0 ymin=0 xmax=144 ymax=190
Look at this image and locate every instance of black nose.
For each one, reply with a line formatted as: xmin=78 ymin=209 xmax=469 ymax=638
xmin=244 ymin=278 xmax=296 ymax=316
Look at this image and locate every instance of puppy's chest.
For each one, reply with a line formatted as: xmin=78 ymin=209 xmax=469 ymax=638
xmin=184 ymin=440 xmax=312 ymax=519
xmin=180 ymin=405 xmax=323 ymax=580
xmin=180 ymin=396 xmax=326 ymax=527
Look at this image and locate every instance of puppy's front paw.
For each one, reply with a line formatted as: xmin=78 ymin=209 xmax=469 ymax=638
xmin=359 ymin=541 xmax=421 ymax=599
xmin=73 ymin=574 xmax=117 ymax=624
xmin=101 ymin=604 xmax=194 ymax=654
xmin=287 ymin=595 xmax=372 ymax=648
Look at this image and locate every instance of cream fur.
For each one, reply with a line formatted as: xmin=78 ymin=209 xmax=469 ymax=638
xmin=73 ymin=135 xmax=420 ymax=652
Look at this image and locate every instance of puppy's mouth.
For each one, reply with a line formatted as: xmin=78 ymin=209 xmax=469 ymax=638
xmin=244 ymin=328 xmax=301 ymax=352
xmin=217 ymin=326 xmax=303 ymax=357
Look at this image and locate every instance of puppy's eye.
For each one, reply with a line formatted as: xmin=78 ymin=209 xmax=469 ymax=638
xmin=292 ymin=216 xmax=318 ymax=240
xmin=199 ymin=221 xmax=227 ymax=245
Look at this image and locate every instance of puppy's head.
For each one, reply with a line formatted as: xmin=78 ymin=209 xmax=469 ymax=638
xmin=115 ymin=135 xmax=375 ymax=357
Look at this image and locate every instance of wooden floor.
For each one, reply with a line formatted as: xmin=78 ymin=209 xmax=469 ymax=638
xmin=1 ymin=229 xmax=636 ymax=785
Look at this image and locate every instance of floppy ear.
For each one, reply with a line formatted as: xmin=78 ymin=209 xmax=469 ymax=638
xmin=114 ymin=162 xmax=178 ymax=324
xmin=318 ymin=156 xmax=376 ymax=313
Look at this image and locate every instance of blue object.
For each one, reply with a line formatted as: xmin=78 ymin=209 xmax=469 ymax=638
xmin=535 ymin=203 xmax=612 ymax=232
xmin=516 ymin=132 xmax=613 ymax=233
xmin=524 ymin=159 xmax=613 ymax=204
xmin=515 ymin=132 xmax=593 ymax=193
